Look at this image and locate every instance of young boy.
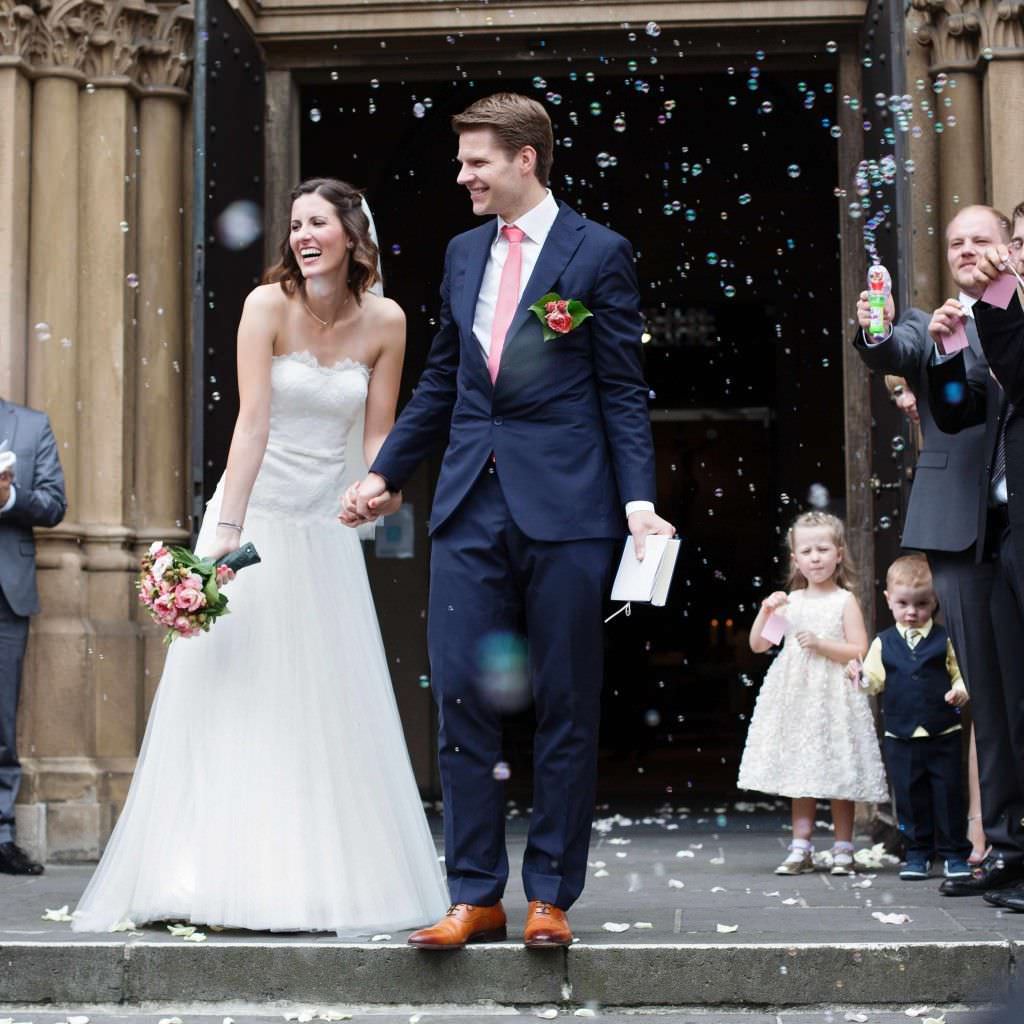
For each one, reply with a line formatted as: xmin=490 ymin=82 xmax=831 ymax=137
xmin=859 ymin=554 xmax=973 ymax=881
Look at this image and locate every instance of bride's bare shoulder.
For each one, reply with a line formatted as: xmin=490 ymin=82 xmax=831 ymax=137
xmin=362 ymin=291 xmax=405 ymax=328
xmin=243 ymin=282 xmax=291 ymax=317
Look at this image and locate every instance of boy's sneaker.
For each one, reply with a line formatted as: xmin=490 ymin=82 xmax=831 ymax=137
xmin=943 ymin=857 xmax=973 ymax=879
xmin=899 ymin=855 xmax=932 ymax=880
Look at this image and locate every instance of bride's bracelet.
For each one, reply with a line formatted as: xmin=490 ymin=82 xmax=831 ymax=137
xmin=217 ymin=520 xmax=243 ymax=532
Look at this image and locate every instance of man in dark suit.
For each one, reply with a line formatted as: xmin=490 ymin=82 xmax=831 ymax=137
xmin=852 ymin=206 xmax=1018 ymax=895
xmin=927 ymin=208 xmax=1024 ymax=903
xmin=0 ymin=397 xmax=67 ymax=875
xmin=342 ymin=93 xmax=673 ymax=948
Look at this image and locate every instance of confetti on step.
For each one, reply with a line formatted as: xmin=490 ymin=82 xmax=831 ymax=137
xmin=159 ymin=1018 xmax=183 ymax=1024
xmin=844 ymin=1014 xmax=869 ymax=1022
xmin=710 ymin=886 xmax=727 ymax=893
xmin=922 ymin=1017 xmax=946 ymax=1024
xmin=709 ymin=856 xmax=725 ymax=865
xmin=763 ymin=890 xmax=780 ymax=897
xmin=41 ymin=905 xmax=73 ymax=922
xmin=223 ymin=1018 xmax=236 ymax=1024
xmin=675 ymin=850 xmax=695 ymax=858
xmin=184 ymin=931 xmax=207 ymax=942
xmin=370 ymin=934 xmax=391 ymax=942
xmin=689 ymin=842 xmax=704 ymax=849
xmin=537 ymin=1010 xmax=558 ymax=1020
xmin=574 ymin=1010 xmax=597 ymax=1018
xmin=873 ymin=912 xmax=912 ymax=925
xmin=593 ymin=869 xmax=609 ymax=877
xmin=904 ymin=1010 xmax=931 ymax=1019
xmin=602 ymin=921 xmax=630 ymax=932
xmin=851 ymin=879 xmax=873 ymax=888
xmin=716 ymin=923 xmax=739 ymax=933
xmin=167 ymin=924 xmax=196 ymax=937
xmin=317 ymin=1013 xmax=352 ymax=1022
xmin=633 ymin=921 xmax=653 ymax=929
xmin=109 ymin=918 xmax=137 ymax=932
xmin=668 ymin=878 xmax=685 ymax=888
xmin=782 ymin=898 xmax=800 ymax=905
xmin=68 ymin=1017 xmax=89 ymax=1024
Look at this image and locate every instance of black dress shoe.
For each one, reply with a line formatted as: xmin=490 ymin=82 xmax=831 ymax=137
xmin=984 ymin=884 xmax=1024 ymax=910
xmin=0 ymin=842 xmax=44 ymax=875
xmin=939 ymin=853 xmax=1024 ymax=896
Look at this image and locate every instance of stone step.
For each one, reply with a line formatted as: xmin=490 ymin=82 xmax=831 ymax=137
xmin=2 ymin=939 xmax=1017 ymax=1009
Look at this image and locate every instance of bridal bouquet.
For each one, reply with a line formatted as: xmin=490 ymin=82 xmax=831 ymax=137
xmin=137 ymin=541 xmax=261 ymax=642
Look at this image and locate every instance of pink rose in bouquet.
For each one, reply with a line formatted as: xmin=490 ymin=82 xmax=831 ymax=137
xmin=137 ymin=540 xmax=259 ymax=643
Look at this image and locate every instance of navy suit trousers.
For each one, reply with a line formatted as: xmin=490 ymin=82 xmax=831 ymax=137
xmin=427 ymin=465 xmax=616 ymax=909
xmin=0 ymin=586 xmax=29 ymax=843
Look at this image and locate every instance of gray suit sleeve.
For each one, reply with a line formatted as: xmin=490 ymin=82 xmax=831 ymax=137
xmin=850 ymin=308 xmax=931 ymax=379
xmin=5 ymin=416 xmax=67 ymax=528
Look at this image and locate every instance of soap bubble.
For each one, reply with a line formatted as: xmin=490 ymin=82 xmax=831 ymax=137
xmin=738 ymin=193 xmax=752 ymax=205
xmin=645 ymin=21 xmax=661 ymax=37
xmin=492 ymin=761 xmax=511 ymax=782
xmin=476 ymin=632 xmax=530 ymax=713
xmin=878 ymin=516 xmax=892 ymax=530
xmin=412 ymin=102 xmax=426 ymax=118
xmin=786 ymin=164 xmax=801 ymax=178
xmin=706 ymin=252 xmax=719 ymax=266
xmin=215 ymin=200 xmax=263 ymax=251
xmin=826 ymin=40 xmax=838 ymax=54
xmin=613 ymin=115 xmax=627 ymax=133
xmin=807 ymin=483 xmax=830 ymax=509
xmin=589 ymin=101 xmax=602 ymax=115
xmin=645 ymin=709 xmax=662 ymax=727
xmin=308 ymin=107 xmax=322 ymax=123
xmin=119 ymin=221 xmax=129 ymax=233
xmin=126 ymin=273 xmax=139 ymax=288
xmin=34 ymin=322 xmax=52 ymax=342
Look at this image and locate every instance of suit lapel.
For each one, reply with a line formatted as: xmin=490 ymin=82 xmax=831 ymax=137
xmin=498 ymin=203 xmax=586 ymax=368
xmin=456 ymin=223 xmax=496 ymax=364
xmin=966 ymin=315 xmax=983 ymax=360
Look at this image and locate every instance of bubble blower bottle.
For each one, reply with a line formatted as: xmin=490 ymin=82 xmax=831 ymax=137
xmin=867 ymin=264 xmax=892 ymax=337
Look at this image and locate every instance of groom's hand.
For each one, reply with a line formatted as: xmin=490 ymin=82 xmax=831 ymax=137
xmin=628 ymin=509 xmax=676 ymax=560
xmin=339 ymin=473 xmax=402 ymax=526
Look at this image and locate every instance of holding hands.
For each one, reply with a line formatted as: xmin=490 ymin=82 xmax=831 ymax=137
xmin=339 ymin=472 xmax=403 ymax=527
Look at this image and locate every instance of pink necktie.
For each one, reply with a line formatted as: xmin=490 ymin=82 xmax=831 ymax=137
xmin=488 ymin=225 xmax=526 ymax=383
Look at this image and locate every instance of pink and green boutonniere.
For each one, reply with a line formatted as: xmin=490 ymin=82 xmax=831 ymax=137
xmin=528 ymin=292 xmax=593 ymax=341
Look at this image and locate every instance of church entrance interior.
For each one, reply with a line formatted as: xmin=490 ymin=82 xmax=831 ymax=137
xmin=289 ymin=48 xmax=846 ymax=805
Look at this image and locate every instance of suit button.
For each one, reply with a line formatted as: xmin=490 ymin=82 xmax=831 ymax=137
xmin=493 ymin=417 xmax=503 ymax=425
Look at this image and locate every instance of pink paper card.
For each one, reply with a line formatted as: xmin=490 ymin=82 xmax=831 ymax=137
xmin=982 ymin=272 xmax=1019 ymax=311
xmin=761 ymin=612 xmax=789 ymax=645
xmin=943 ymin=316 xmax=970 ymax=354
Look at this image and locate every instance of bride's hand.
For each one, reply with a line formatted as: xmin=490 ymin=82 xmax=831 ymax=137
xmin=367 ymin=489 xmax=402 ymax=518
xmin=199 ymin=526 xmax=242 ymax=563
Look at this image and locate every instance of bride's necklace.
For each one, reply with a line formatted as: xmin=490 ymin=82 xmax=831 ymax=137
xmin=302 ymin=290 xmax=350 ymax=329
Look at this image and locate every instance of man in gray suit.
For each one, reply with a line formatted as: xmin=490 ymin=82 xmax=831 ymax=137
xmin=0 ymin=397 xmax=66 ymax=875
xmin=852 ymin=204 xmax=1024 ymax=894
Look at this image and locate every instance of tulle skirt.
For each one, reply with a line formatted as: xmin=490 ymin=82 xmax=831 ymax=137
xmin=72 ymin=489 xmax=449 ymax=935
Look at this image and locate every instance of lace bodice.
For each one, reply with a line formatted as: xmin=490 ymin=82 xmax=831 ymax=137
xmin=780 ymin=587 xmax=850 ymax=642
xmin=245 ymin=350 xmax=370 ymax=521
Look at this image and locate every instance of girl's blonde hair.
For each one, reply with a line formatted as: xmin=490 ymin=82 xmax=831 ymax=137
xmin=785 ymin=511 xmax=857 ymax=590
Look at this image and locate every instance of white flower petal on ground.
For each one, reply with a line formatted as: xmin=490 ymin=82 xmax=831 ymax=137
xmin=711 ymin=886 xmax=727 ymax=893
xmin=709 ymin=856 xmax=725 ymax=865
xmin=184 ymin=932 xmax=207 ymax=942
xmin=158 ymin=1017 xmax=183 ymax=1024
xmin=782 ymin=898 xmax=800 ymax=905
xmin=370 ymin=934 xmax=391 ymax=942
xmin=109 ymin=918 xmax=137 ymax=932
xmin=615 ymin=852 xmax=628 ymax=858
xmin=68 ymin=1016 xmax=89 ymax=1024
xmin=409 ymin=1016 xmax=423 ymax=1024
xmin=167 ymin=924 xmax=196 ymax=937
xmin=537 ymin=1009 xmax=558 ymax=1020
xmin=574 ymin=1010 xmax=597 ymax=1018
xmin=223 ymin=1017 xmax=236 ymax=1024
xmin=844 ymin=1014 xmax=869 ymax=1022
xmin=851 ymin=879 xmax=872 ymax=888
xmin=668 ymin=879 xmax=685 ymax=888
xmin=676 ymin=850 xmax=695 ymax=858
xmin=317 ymin=1013 xmax=352 ymax=1021
xmin=633 ymin=921 xmax=653 ymax=928
xmin=763 ymin=890 xmax=780 ymax=897
xmin=41 ymin=905 xmax=73 ymax=922
xmin=602 ymin=921 xmax=630 ymax=932
xmin=593 ymin=869 xmax=609 ymax=878
xmin=873 ymin=912 xmax=912 ymax=925
xmin=689 ymin=843 xmax=704 ymax=850
xmin=904 ymin=1010 xmax=931 ymax=1019
xmin=922 ymin=1017 xmax=946 ymax=1024
xmin=716 ymin=923 xmax=739 ymax=933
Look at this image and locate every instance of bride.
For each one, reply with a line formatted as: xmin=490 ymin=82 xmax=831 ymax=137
xmin=73 ymin=178 xmax=449 ymax=934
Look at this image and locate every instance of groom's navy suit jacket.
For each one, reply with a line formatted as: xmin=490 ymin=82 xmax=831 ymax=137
xmin=371 ymin=201 xmax=656 ymax=540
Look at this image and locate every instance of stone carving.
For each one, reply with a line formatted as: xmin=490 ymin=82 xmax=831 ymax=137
xmin=914 ymin=0 xmax=1024 ymax=66
xmin=137 ymin=2 xmax=193 ymax=94
xmin=81 ymin=0 xmax=156 ymax=82
xmin=0 ymin=2 xmax=36 ymax=60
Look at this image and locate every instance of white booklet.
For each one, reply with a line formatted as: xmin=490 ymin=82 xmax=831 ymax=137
xmin=610 ymin=535 xmax=681 ymax=607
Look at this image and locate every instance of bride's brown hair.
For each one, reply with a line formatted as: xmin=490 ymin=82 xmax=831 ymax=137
xmin=262 ymin=178 xmax=380 ymax=301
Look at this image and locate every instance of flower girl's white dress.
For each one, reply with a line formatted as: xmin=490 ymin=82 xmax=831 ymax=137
xmin=73 ymin=351 xmax=448 ymax=935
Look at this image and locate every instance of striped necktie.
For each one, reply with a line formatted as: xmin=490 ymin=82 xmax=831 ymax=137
xmin=992 ymin=400 xmax=1014 ymax=495
xmin=906 ymin=628 xmax=922 ymax=650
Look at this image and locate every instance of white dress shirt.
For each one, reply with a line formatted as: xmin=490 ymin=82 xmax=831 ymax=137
xmin=473 ymin=190 xmax=654 ymax=518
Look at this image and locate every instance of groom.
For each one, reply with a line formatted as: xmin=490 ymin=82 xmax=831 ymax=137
xmin=343 ymin=93 xmax=673 ymax=947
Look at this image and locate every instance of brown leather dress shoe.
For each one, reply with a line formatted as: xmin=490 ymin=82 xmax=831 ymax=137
xmin=524 ymin=900 xmax=573 ymax=948
xmin=407 ymin=902 xmax=507 ymax=949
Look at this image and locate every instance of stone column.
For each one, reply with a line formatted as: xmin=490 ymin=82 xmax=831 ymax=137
xmin=15 ymin=1 xmax=194 ymax=863
xmin=912 ymin=0 xmax=986 ymax=296
xmin=980 ymin=3 xmax=1024 ymax=214
xmin=0 ymin=4 xmax=33 ymax=402
xmin=135 ymin=7 xmax=193 ymax=710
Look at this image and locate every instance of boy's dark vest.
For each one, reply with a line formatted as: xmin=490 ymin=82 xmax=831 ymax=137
xmin=878 ymin=623 xmax=962 ymax=739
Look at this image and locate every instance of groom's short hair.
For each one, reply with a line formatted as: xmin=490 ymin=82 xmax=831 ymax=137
xmin=452 ymin=93 xmax=554 ymax=186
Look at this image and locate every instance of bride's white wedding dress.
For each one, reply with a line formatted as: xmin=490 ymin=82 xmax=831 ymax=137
xmin=73 ymin=350 xmax=449 ymax=935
